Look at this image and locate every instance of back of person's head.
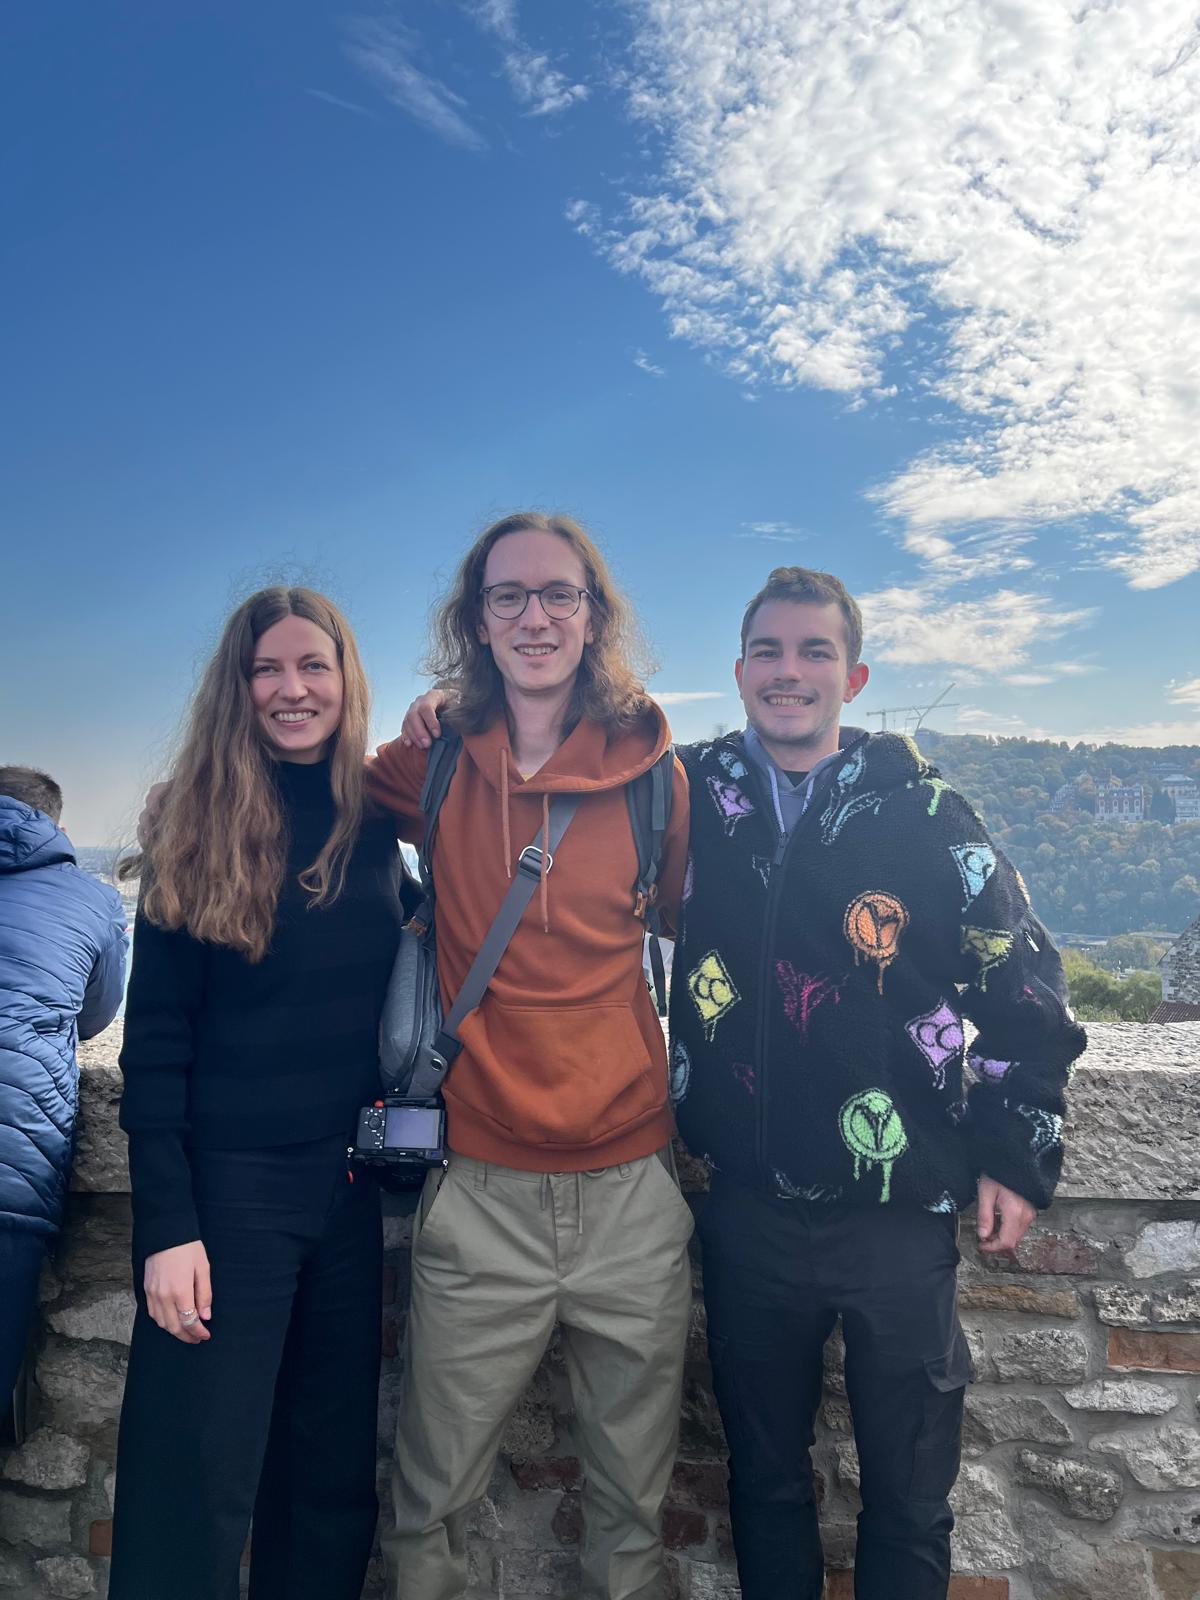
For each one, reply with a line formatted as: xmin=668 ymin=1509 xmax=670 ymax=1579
xmin=136 ymin=586 xmax=370 ymax=962
xmin=426 ymin=510 xmax=653 ymax=737
xmin=739 ymin=567 xmax=864 ymax=665
xmin=0 ymin=766 xmax=63 ymax=824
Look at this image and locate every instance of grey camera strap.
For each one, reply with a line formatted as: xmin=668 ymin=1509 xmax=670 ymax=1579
xmin=406 ymin=791 xmax=581 ymax=1100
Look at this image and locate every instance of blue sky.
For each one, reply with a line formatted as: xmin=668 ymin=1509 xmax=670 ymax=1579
xmin=3 ymin=0 xmax=1198 ymax=844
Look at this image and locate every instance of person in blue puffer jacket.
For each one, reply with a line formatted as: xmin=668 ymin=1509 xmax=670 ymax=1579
xmin=0 ymin=766 xmax=128 ymax=1418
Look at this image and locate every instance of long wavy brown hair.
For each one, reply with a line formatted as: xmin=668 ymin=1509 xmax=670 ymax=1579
xmin=129 ymin=587 xmax=371 ymax=962
xmin=426 ymin=511 xmax=654 ymax=737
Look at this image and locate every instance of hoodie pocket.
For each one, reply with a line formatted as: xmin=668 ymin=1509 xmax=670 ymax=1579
xmin=460 ymin=1002 xmax=661 ymax=1146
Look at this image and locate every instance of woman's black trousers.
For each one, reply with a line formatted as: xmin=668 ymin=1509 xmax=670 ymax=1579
xmin=109 ymin=1137 xmax=382 ymax=1600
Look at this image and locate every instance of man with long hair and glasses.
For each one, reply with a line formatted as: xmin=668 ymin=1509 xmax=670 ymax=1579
xmin=368 ymin=512 xmax=692 ymax=1600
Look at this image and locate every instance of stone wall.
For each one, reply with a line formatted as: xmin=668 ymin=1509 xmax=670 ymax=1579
xmin=1163 ymin=915 xmax=1200 ymax=1004
xmin=2 ymin=1021 xmax=1199 ymax=1599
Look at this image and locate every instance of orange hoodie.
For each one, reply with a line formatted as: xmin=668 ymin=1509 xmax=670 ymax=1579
xmin=366 ymin=705 xmax=690 ymax=1172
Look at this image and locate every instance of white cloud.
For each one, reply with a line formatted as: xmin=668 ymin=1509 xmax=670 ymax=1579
xmin=652 ymin=690 xmax=727 ymax=705
xmin=467 ymin=0 xmax=588 ymax=117
xmin=738 ymin=521 xmax=805 ymax=542
xmin=1168 ymin=677 xmax=1200 ymax=710
xmin=633 ymin=349 xmax=665 ymax=377
xmin=585 ymin=1 xmax=1200 ymax=587
xmin=305 ymin=88 xmax=374 ymax=118
xmin=948 ymin=709 xmax=1200 ymax=747
xmin=859 ymin=585 xmax=1095 ymax=675
xmin=346 ymin=19 xmax=485 ymax=150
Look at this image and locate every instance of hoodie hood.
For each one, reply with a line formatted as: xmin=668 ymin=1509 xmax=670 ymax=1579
xmin=461 ymin=699 xmax=672 ymax=796
xmin=0 ymin=796 xmax=76 ymax=875
xmin=461 ymin=701 xmax=674 ymax=929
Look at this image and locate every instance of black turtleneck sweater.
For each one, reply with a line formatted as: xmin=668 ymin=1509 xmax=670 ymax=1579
xmin=119 ymin=759 xmax=403 ymax=1257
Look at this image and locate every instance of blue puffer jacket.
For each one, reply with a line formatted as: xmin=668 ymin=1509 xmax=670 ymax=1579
xmin=0 ymin=797 xmax=128 ymax=1236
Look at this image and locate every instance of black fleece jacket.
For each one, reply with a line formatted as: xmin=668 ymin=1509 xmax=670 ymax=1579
xmin=119 ymin=759 xmax=403 ymax=1257
xmin=671 ymin=729 xmax=1087 ymax=1212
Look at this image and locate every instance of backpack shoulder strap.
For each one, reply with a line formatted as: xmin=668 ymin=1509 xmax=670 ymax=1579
xmin=416 ymin=726 xmax=464 ymax=905
xmin=626 ymin=745 xmax=675 ymax=1015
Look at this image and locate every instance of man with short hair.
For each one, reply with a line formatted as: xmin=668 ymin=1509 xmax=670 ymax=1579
xmin=671 ymin=569 xmax=1086 ymax=1600
xmin=0 ymin=766 xmax=127 ymax=1423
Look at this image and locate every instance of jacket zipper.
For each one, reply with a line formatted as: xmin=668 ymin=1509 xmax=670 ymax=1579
xmin=747 ymin=735 xmax=869 ymax=1184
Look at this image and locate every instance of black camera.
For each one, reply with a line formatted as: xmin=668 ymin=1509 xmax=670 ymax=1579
xmin=352 ymin=1096 xmax=447 ymax=1171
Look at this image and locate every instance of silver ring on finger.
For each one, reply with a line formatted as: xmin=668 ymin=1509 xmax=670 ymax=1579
xmin=178 ymin=1308 xmax=198 ymax=1324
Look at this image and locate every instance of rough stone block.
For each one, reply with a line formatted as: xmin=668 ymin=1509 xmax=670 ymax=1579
xmin=834 ymin=1442 xmax=860 ymax=1494
xmin=0 ymin=1547 xmax=31 ymax=1589
xmin=52 ymin=1197 xmax=133 ymax=1285
xmin=832 ymin=1581 xmax=1010 ymax=1600
xmin=679 ymin=1372 xmax=726 ymax=1458
xmin=499 ymin=1379 xmax=557 ymax=1460
xmin=47 ymin=1285 xmax=136 ymax=1346
xmin=1107 ymin=1328 xmax=1200 ymax=1373
xmin=1015 ymin=1449 xmax=1122 ymax=1520
xmin=992 ymin=1328 xmax=1091 ymax=1385
xmin=663 ymin=1506 xmax=707 ymax=1550
xmin=821 ymin=1399 xmax=853 ymax=1433
xmin=1152 ymin=1550 xmax=1200 ymax=1600
xmin=1062 ymin=1378 xmax=1178 ymax=1414
xmin=1019 ymin=1502 xmax=1159 ymax=1600
xmin=551 ymin=1491 xmax=581 ymax=1547
xmin=688 ymin=1563 xmax=740 ymax=1600
xmin=991 ymin=1229 xmax=1106 ymax=1277
xmin=959 ymin=1284 xmax=1080 ymax=1318
xmin=951 ymin=1462 xmax=1005 ymax=1517
xmin=36 ymin=1338 xmax=128 ymax=1428
xmin=509 ymin=1457 xmax=583 ymax=1493
xmin=1126 ymin=1221 xmax=1200 ymax=1279
xmin=0 ymin=1429 xmax=89 ymax=1491
xmin=73 ymin=1059 xmax=129 ymax=1193
xmin=669 ymin=1461 xmax=728 ymax=1510
xmin=951 ymin=1509 xmax=1023 ymax=1573
xmin=1094 ymin=1280 xmax=1200 ymax=1328
xmin=1058 ymin=1024 xmax=1200 ymax=1201
xmin=962 ymin=1325 xmax=995 ymax=1381
xmin=1127 ymin=1496 xmax=1200 ymax=1545
xmin=823 ymin=1327 xmax=847 ymax=1396
xmin=495 ymin=1548 xmax=579 ymax=1595
xmin=34 ymin=1554 xmax=97 ymax=1598
xmin=1090 ymin=1423 xmax=1200 ymax=1489
xmin=0 ymin=1488 xmax=73 ymax=1547
xmin=962 ymin=1392 xmax=1072 ymax=1455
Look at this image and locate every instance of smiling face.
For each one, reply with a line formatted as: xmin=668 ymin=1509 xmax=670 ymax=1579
xmin=735 ymin=598 xmax=869 ymax=767
xmin=477 ymin=529 xmax=594 ymax=707
xmin=249 ymin=614 xmax=344 ymax=763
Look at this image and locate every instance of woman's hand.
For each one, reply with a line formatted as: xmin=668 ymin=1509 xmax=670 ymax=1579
xmin=144 ymin=1241 xmax=213 ymax=1343
xmin=401 ymin=690 xmax=447 ymax=750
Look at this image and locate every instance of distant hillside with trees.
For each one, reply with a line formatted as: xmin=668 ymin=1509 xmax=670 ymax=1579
xmin=914 ymin=730 xmax=1200 ymax=936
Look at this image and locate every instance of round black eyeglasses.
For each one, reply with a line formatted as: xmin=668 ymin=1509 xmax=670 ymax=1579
xmin=480 ymin=584 xmax=593 ymax=620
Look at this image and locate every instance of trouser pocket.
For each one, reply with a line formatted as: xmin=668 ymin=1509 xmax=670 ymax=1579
xmin=910 ymin=1324 xmax=974 ymax=1500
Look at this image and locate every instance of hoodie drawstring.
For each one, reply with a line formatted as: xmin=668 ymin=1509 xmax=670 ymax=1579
xmin=499 ymin=747 xmax=513 ymax=879
xmin=499 ymin=746 xmax=551 ymax=928
xmin=540 ymin=793 xmax=550 ymax=933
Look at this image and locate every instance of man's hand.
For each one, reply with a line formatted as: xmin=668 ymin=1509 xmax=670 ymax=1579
xmin=401 ymin=689 xmax=447 ymax=750
xmin=976 ymin=1175 xmax=1037 ymax=1256
xmin=144 ymin=1241 xmax=213 ymax=1343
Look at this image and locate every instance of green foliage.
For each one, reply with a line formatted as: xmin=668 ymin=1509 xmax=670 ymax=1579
xmin=1060 ymin=950 xmax=1161 ymax=1021
xmin=915 ymin=730 xmax=1200 ymax=935
xmin=1089 ymin=933 xmax=1169 ymax=973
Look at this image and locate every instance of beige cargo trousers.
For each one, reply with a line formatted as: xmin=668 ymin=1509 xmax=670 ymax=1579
xmin=382 ymin=1148 xmax=695 ymax=1600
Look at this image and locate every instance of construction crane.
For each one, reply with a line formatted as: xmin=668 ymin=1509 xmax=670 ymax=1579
xmin=867 ymin=682 xmax=959 ymax=735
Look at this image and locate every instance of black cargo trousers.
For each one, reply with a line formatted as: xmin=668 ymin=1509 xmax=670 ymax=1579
xmin=698 ymin=1176 xmax=974 ymax=1600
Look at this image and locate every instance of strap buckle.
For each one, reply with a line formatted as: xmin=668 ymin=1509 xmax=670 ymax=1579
xmin=517 ymin=843 xmax=553 ymax=878
xmin=633 ymin=883 xmax=659 ymax=921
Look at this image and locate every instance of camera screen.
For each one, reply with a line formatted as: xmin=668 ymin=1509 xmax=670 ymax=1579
xmin=383 ymin=1105 xmax=442 ymax=1150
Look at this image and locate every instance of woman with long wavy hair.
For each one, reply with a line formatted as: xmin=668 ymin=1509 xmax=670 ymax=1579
xmin=110 ymin=587 xmax=404 ymax=1600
